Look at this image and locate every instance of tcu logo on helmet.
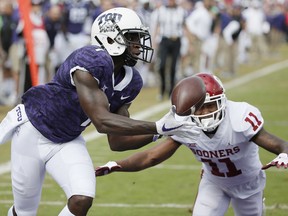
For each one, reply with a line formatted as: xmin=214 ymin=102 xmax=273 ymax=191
xmin=97 ymin=13 xmax=123 ymax=33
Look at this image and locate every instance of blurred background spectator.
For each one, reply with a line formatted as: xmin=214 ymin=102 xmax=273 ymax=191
xmin=0 ymin=0 xmax=20 ymax=105
xmin=242 ymin=0 xmax=269 ymax=63
xmin=134 ymin=0 xmax=156 ymax=87
xmin=217 ymin=3 xmax=246 ymax=78
xmin=44 ymin=3 xmax=62 ymax=81
xmin=152 ymin=0 xmax=188 ymax=100
xmin=185 ymin=0 xmax=215 ymax=74
xmin=53 ymin=0 xmax=91 ymax=71
xmin=264 ymin=0 xmax=287 ymax=56
xmin=18 ymin=0 xmax=51 ymax=92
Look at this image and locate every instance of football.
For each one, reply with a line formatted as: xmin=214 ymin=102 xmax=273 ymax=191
xmin=171 ymin=75 xmax=206 ymax=116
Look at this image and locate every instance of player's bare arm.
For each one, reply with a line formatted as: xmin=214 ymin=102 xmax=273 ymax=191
xmin=73 ymin=70 xmax=157 ymax=135
xmin=95 ymin=138 xmax=181 ymax=176
xmin=252 ymin=128 xmax=288 ymax=169
xmin=117 ymin=138 xmax=181 ymax=171
xmin=252 ymin=127 xmax=288 ymax=154
xmin=107 ymin=104 xmax=157 ymax=151
xmin=73 ymin=70 xmax=200 ymax=138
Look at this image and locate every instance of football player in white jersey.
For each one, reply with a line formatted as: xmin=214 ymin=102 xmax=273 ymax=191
xmin=96 ymin=73 xmax=288 ymax=216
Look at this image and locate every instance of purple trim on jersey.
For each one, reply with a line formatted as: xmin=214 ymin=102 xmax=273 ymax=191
xmin=109 ymin=67 xmax=143 ymax=113
xmin=22 ymin=45 xmax=143 ymax=143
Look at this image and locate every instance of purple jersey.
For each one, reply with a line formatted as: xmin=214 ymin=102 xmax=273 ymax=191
xmin=22 ymin=45 xmax=143 ymax=143
xmin=63 ymin=1 xmax=90 ymax=34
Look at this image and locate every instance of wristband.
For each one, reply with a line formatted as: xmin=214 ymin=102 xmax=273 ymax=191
xmin=152 ymin=134 xmax=163 ymax=142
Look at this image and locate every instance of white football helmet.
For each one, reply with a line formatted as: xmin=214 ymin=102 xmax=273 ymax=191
xmin=91 ymin=7 xmax=154 ymax=66
xmin=191 ymin=73 xmax=227 ymax=132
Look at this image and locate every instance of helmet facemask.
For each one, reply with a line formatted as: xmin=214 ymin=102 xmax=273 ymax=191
xmin=192 ymin=94 xmax=226 ymax=132
xmin=116 ymin=28 xmax=154 ymax=66
xmin=190 ymin=73 xmax=227 ymax=132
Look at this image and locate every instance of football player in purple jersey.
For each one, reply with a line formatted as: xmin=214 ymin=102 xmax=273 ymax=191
xmin=53 ymin=0 xmax=91 ymax=71
xmin=0 ymin=7 xmax=200 ymax=216
xmin=96 ymin=73 xmax=288 ymax=216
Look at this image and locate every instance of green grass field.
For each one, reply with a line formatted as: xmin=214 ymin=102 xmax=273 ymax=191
xmin=1 ymin=46 xmax=288 ymax=215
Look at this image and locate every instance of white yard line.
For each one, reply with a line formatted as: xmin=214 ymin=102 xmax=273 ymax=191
xmin=0 ymin=200 xmax=287 ymax=210
xmin=0 ymin=161 xmax=11 ymax=175
xmin=1 ymin=59 xmax=288 ymax=175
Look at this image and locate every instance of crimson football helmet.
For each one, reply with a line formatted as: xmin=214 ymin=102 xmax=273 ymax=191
xmin=191 ymin=73 xmax=227 ymax=132
xmin=90 ymin=7 xmax=154 ymax=66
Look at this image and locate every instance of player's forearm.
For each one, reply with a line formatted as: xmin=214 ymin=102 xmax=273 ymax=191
xmin=255 ymin=129 xmax=288 ymax=154
xmin=279 ymin=142 xmax=288 ymax=154
xmin=94 ymin=115 xmax=157 ymax=135
xmin=107 ymin=134 xmax=155 ymax=151
xmin=116 ymin=152 xmax=160 ymax=172
xmin=266 ymin=135 xmax=288 ymax=155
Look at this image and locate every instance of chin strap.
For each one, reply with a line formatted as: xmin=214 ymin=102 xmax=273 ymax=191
xmin=123 ymin=49 xmax=137 ymax=66
xmin=94 ymin=36 xmax=105 ymax=50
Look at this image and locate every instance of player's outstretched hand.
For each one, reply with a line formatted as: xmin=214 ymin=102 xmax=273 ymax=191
xmin=95 ymin=161 xmax=122 ymax=176
xmin=155 ymin=105 xmax=201 ymax=139
xmin=262 ymin=153 xmax=288 ymax=170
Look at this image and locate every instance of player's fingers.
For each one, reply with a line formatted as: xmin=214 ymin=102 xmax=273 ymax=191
xmin=95 ymin=171 xmax=102 ymax=176
xmin=111 ymin=165 xmax=122 ymax=171
xmin=95 ymin=170 xmax=102 ymax=176
xmin=261 ymin=163 xmax=274 ymax=170
xmin=95 ymin=167 xmax=107 ymax=176
xmin=276 ymin=161 xmax=284 ymax=168
xmin=171 ymin=105 xmax=176 ymax=113
xmin=184 ymin=128 xmax=201 ymax=135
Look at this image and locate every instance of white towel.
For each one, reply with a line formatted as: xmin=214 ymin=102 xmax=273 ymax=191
xmin=0 ymin=104 xmax=28 ymax=144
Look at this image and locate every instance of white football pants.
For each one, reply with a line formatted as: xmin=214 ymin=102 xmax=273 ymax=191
xmin=192 ymin=176 xmax=264 ymax=216
xmin=10 ymin=121 xmax=95 ymax=216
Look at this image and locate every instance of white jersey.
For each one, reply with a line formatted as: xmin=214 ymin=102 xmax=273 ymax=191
xmin=172 ymin=100 xmax=264 ymax=188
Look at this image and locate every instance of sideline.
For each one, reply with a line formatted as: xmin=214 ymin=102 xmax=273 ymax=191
xmin=1 ymin=59 xmax=288 ymax=175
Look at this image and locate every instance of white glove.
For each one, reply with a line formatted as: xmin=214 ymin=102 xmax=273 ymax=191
xmin=262 ymin=153 xmax=288 ymax=170
xmin=95 ymin=161 xmax=122 ymax=176
xmin=155 ymin=106 xmax=201 ymax=139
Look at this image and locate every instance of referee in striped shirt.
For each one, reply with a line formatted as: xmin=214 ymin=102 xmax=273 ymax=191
xmin=152 ymin=0 xmax=187 ymax=100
